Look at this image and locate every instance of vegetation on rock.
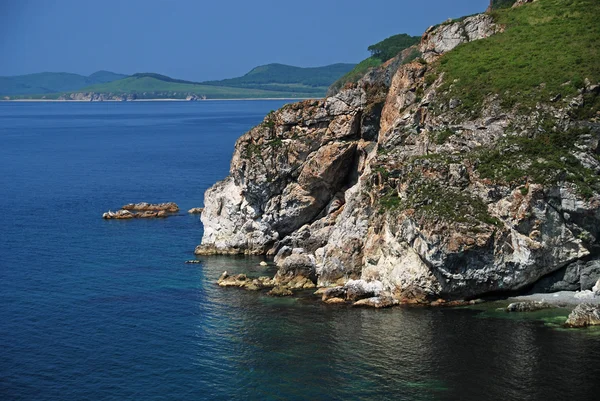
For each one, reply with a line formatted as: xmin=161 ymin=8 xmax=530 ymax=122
xmin=438 ymin=0 xmax=600 ymax=113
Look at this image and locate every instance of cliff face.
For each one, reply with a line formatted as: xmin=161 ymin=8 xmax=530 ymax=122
xmin=196 ymin=6 xmax=600 ymax=302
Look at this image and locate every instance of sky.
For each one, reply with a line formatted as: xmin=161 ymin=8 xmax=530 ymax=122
xmin=0 ymin=0 xmax=490 ymax=81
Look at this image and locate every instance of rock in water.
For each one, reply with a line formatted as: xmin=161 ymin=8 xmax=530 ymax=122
xmin=506 ymin=301 xmax=553 ymax=312
xmin=353 ymin=296 xmax=397 ymax=309
xmin=565 ymin=304 xmax=600 ymax=328
xmin=103 ymin=202 xmax=179 ymax=219
xmin=268 ymin=286 xmax=293 ymax=297
xmin=122 ymin=202 xmax=179 ymax=212
xmin=188 ymin=207 xmax=204 ymax=214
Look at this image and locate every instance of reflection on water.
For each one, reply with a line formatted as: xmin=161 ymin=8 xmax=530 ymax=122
xmin=196 ymin=257 xmax=600 ymax=400
xmin=1 ymin=102 xmax=599 ymax=401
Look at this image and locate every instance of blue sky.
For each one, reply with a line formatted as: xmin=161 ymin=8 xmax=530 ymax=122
xmin=0 ymin=0 xmax=489 ymax=81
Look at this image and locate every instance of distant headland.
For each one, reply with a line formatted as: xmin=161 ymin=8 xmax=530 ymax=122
xmin=0 ymin=63 xmax=356 ymax=101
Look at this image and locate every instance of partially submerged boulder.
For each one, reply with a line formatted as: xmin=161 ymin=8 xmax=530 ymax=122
xmin=123 ymin=202 xmax=179 ymax=212
xmin=565 ymin=304 xmax=600 ymax=328
xmin=103 ymin=202 xmax=179 ymax=219
xmin=506 ymin=301 xmax=554 ymax=312
xmin=353 ymin=296 xmax=397 ymax=309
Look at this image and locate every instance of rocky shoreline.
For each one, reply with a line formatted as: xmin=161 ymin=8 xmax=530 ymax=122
xmin=194 ymin=1 xmax=600 ymax=328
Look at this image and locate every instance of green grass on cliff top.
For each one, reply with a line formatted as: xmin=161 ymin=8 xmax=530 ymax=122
xmin=439 ymin=0 xmax=600 ymax=112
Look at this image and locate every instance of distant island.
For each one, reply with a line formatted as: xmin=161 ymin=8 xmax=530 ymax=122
xmin=0 ymin=63 xmax=356 ymax=101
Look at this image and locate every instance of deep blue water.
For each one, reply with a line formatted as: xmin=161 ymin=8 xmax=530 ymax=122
xmin=1 ymin=101 xmax=600 ymax=401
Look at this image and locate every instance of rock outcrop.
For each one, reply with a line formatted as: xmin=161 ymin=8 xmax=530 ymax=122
xmin=102 ymin=202 xmax=179 ymax=219
xmin=197 ymin=3 xmax=600 ymax=305
xmin=506 ymin=301 xmax=553 ymax=312
xmin=122 ymin=202 xmax=179 ymax=212
xmin=565 ymin=303 xmax=600 ymax=327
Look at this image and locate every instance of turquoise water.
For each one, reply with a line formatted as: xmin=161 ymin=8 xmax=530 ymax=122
xmin=1 ymin=101 xmax=599 ymax=400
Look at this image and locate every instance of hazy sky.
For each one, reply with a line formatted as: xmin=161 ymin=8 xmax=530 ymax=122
xmin=0 ymin=0 xmax=489 ymax=81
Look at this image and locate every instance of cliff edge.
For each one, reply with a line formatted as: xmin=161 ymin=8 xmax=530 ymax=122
xmin=196 ymin=0 xmax=600 ymax=303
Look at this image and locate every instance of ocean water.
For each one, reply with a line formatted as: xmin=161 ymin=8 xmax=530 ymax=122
xmin=1 ymin=101 xmax=599 ymax=401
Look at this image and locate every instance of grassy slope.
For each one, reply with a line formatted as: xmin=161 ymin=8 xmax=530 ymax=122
xmin=204 ymin=63 xmax=356 ymax=88
xmin=438 ymin=0 xmax=600 ymax=112
xmin=0 ymin=71 xmax=127 ymax=95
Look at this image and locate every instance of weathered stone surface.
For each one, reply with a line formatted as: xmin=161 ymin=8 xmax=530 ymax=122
xmin=353 ymin=296 xmax=397 ymax=309
xmin=420 ymin=14 xmax=500 ymax=62
xmin=506 ymin=301 xmax=553 ymax=312
xmin=102 ymin=208 xmax=170 ymax=219
xmin=268 ymin=286 xmax=293 ymax=297
xmin=532 ymin=259 xmax=600 ymax=293
xmin=188 ymin=207 xmax=204 ymax=214
xmin=565 ymin=303 xmax=600 ymax=327
xmin=274 ymin=253 xmax=317 ymax=285
xmin=123 ymin=202 xmax=179 ymax=212
xmin=594 ymin=279 xmax=600 ymax=296
xmin=197 ymin=10 xmax=600 ymax=305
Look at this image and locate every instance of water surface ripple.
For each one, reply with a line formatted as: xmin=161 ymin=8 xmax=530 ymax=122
xmin=1 ymin=102 xmax=599 ymax=401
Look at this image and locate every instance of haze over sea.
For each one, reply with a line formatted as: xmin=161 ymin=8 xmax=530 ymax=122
xmin=1 ymin=101 xmax=599 ymax=401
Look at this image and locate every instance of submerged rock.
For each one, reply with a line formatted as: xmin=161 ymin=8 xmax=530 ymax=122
xmin=565 ymin=304 xmax=600 ymax=328
xmin=506 ymin=301 xmax=554 ymax=312
xmin=268 ymin=286 xmax=293 ymax=297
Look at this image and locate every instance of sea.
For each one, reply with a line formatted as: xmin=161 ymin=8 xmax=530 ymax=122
xmin=1 ymin=101 xmax=599 ymax=401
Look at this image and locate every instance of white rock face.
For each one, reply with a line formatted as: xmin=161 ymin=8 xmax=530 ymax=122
xmin=420 ymin=14 xmax=500 ymax=62
xmin=593 ymin=279 xmax=600 ymax=296
xmin=196 ymin=11 xmax=600 ymax=302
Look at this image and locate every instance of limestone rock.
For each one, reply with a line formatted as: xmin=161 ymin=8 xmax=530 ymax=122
xmin=506 ymin=301 xmax=553 ymax=312
xmin=353 ymin=296 xmax=397 ymax=309
xmin=594 ymin=279 xmax=600 ymax=296
xmin=420 ymin=14 xmax=500 ymax=63
xmin=122 ymin=202 xmax=179 ymax=212
xmin=268 ymin=286 xmax=293 ymax=297
xmin=565 ymin=304 xmax=600 ymax=328
xmin=188 ymin=207 xmax=204 ymax=214
xmin=197 ymin=8 xmax=600 ymax=304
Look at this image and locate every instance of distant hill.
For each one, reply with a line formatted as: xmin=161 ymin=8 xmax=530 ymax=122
xmin=0 ymin=71 xmax=127 ymax=95
xmin=201 ymin=63 xmax=356 ymax=93
xmin=3 ymin=63 xmax=356 ymax=100
xmin=76 ymin=73 xmax=325 ymax=99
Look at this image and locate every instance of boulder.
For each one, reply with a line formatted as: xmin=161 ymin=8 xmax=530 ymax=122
xmin=274 ymin=253 xmax=317 ymax=285
xmin=122 ymin=202 xmax=179 ymax=212
xmin=188 ymin=207 xmax=204 ymax=214
xmin=321 ymin=286 xmax=347 ymax=302
xmin=268 ymin=286 xmax=293 ymax=297
xmin=353 ymin=296 xmax=397 ymax=309
xmin=565 ymin=304 xmax=600 ymax=328
xmin=506 ymin=301 xmax=553 ymax=312
xmin=344 ymin=279 xmax=384 ymax=301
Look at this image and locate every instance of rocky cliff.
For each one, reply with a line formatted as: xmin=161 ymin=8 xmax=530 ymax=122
xmin=196 ymin=0 xmax=600 ymax=304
